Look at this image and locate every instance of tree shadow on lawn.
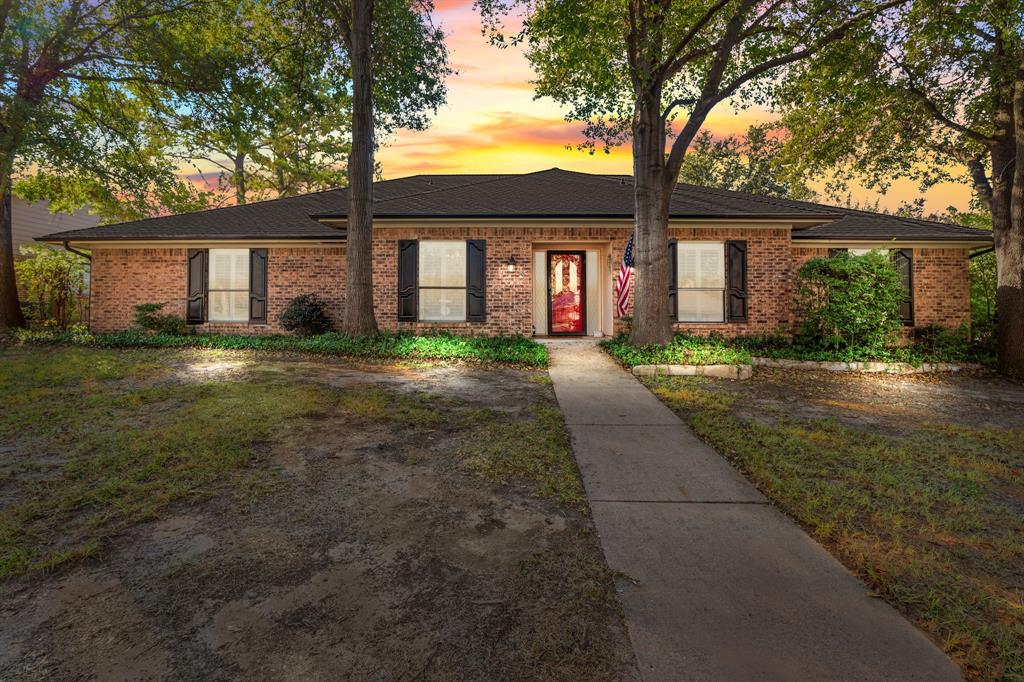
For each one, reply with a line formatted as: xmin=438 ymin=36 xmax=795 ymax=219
xmin=0 ymin=347 xmax=636 ymax=681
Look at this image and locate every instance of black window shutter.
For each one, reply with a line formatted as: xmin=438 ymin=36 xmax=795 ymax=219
xmin=668 ymin=240 xmax=678 ymax=321
xmin=895 ymin=248 xmax=914 ymax=326
xmin=397 ymin=240 xmax=418 ymax=321
xmin=249 ymin=249 xmax=268 ymax=323
xmin=186 ymin=249 xmax=207 ymax=324
xmin=726 ymin=240 xmax=748 ymax=322
xmin=466 ymin=240 xmax=487 ymax=322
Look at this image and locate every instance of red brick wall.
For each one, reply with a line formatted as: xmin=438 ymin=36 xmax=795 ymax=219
xmin=89 ymin=247 xmax=345 ymax=334
xmin=90 ymin=248 xmax=187 ymax=333
xmin=86 ymin=233 xmax=973 ymax=336
xmin=666 ymin=227 xmax=793 ymax=336
xmin=913 ymin=248 xmax=970 ymax=328
xmin=372 ymin=226 xmax=540 ymax=336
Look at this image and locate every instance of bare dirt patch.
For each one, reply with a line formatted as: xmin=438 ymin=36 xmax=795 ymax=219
xmin=710 ymin=368 xmax=1024 ymax=435
xmin=0 ymin=349 xmax=636 ymax=681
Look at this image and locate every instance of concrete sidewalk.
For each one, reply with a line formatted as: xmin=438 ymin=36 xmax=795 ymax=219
xmin=544 ymin=339 xmax=961 ymax=682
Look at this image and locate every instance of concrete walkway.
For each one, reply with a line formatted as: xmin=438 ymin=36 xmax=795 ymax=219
xmin=544 ymin=339 xmax=961 ymax=682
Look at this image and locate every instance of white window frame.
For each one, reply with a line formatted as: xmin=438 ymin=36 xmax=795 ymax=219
xmin=417 ymin=240 xmax=467 ymax=322
xmin=676 ymin=241 xmax=726 ymax=323
xmin=207 ymin=248 xmax=250 ymax=323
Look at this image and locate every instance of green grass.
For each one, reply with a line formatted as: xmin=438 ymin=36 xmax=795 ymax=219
xmin=12 ymin=328 xmax=549 ymax=367
xmin=0 ymin=346 xmax=576 ymax=579
xmin=600 ymin=333 xmax=751 ymax=367
xmin=643 ymin=375 xmax=1024 ymax=680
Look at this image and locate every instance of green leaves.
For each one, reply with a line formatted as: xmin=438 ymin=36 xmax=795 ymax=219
xmin=777 ymin=0 xmax=1023 ymax=199
xmin=13 ymin=245 xmax=88 ymax=327
xmin=677 ymin=124 xmax=818 ymax=201
xmin=795 ymin=251 xmax=905 ymax=352
xmin=600 ymin=332 xmax=752 ymax=367
xmin=15 ymin=329 xmax=551 ymax=367
xmin=0 ymin=0 xmax=224 ymax=221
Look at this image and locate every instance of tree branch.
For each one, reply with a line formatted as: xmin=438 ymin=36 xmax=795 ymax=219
xmin=654 ymin=0 xmax=730 ymax=81
xmin=903 ymin=80 xmax=997 ymax=146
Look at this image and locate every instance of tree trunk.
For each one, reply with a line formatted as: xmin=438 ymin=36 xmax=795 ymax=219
xmin=341 ymin=0 xmax=378 ymax=336
xmin=629 ymin=90 xmax=673 ymax=345
xmin=0 ymin=175 xmax=25 ymax=329
xmin=234 ymin=153 xmax=247 ymax=205
xmin=998 ymin=65 xmax=1024 ymax=378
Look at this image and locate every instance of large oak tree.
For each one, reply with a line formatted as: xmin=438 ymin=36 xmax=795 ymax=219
xmin=328 ymin=0 xmax=449 ymax=336
xmin=0 ymin=0 xmax=219 ymax=330
xmin=777 ymin=0 xmax=1024 ymax=377
xmin=479 ymin=0 xmax=906 ymax=344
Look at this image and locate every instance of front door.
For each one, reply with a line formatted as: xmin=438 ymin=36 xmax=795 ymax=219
xmin=547 ymin=251 xmax=586 ymax=335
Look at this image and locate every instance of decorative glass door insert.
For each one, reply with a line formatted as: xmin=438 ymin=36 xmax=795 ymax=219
xmin=548 ymin=251 xmax=585 ymax=335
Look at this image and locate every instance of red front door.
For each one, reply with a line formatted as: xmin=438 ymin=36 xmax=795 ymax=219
xmin=548 ymin=251 xmax=586 ymax=335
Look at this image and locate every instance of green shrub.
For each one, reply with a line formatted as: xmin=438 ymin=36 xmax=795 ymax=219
xmin=728 ymin=328 xmax=994 ymax=366
xmin=14 ymin=244 xmax=89 ymax=327
xmin=912 ymin=324 xmax=995 ymax=364
xmin=13 ymin=329 xmax=549 ymax=367
xmin=795 ymin=251 xmax=904 ymax=352
xmin=599 ymin=329 xmax=996 ymax=368
xmin=600 ymin=333 xmax=751 ymax=367
xmin=133 ymin=303 xmax=187 ymax=335
xmin=277 ymin=294 xmax=332 ymax=336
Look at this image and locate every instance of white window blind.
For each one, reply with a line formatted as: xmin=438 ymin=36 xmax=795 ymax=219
xmin=208 ymin=249 xmax=250 ymax=322
xmin=677 ymin=242 xmax=725 ymax=322
xmin=418 ymin=241 xmax=466 ymax=321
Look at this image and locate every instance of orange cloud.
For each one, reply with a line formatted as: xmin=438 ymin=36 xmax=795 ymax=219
xmin=175 ymin=2 xmax=975 ymax=216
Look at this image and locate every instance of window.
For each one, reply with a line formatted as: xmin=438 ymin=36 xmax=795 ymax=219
xmin=893 ymin=249 xmax=914 ymax=325
xmin=418 ymin=241 xmax=466 ymax=321
xmin=676 ymin=242 xmax=725 ymax=322
xmin=208 ymin=249 xmax=250 ymax=322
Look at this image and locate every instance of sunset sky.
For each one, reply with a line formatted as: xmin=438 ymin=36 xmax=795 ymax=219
xmin=373 ymin=0 xmax=973 ymax=215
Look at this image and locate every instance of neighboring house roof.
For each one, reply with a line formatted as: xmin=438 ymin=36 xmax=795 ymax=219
xmin=13 ymin=197 xmax=98 ymax=249
xmin=37 ymin=168 xmax=992 ymax=244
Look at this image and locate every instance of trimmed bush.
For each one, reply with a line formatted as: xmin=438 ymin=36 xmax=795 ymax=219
xmin=133 ymin=303 xmax=187 ymax=335
xmin=13 ymin=329 xmax=549 ymax=367
xmin=795 ymin=251 xmax=904 ymax=352
xmin=277 ymin=294 xmax=332 ymax=336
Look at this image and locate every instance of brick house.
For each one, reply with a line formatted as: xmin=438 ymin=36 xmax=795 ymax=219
xmin=38 ymin=169 xmax=992 ymax=337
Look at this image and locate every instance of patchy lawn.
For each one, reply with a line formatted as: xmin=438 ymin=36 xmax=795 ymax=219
xmin=0 ymin=346 xmax=635 ymax=680
xmin=642 ymin=369 xmax=1024 ymax=681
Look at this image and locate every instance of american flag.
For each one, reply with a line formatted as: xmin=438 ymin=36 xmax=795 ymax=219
xmin=615 ymin=232 xmax=635 ymax=318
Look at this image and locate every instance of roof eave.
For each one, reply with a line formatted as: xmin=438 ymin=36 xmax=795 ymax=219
xmin=36 ymin=233 xmax=348 ymax=244
xmin=792 ymin=234 xmax=993 ymax=246
xmin=312 ymin=212 xmax=837 ymax=221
